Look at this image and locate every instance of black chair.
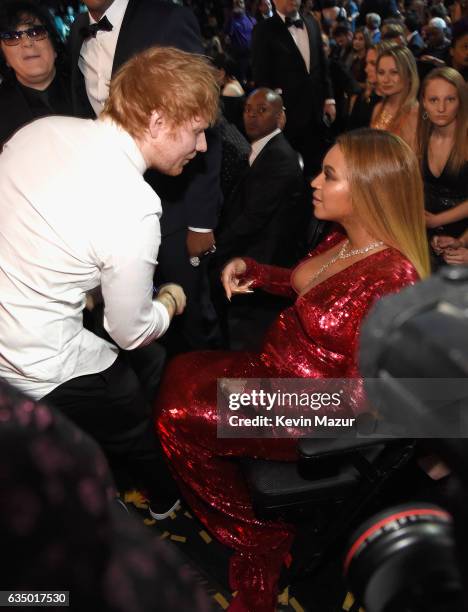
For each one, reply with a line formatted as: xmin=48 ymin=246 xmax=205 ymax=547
xmin=242 ymin=436 xmax=416 ymax=585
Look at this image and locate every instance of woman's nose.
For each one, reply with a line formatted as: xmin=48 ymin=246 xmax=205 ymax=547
xmin=20 ymin=32 xmax=33 ymax=47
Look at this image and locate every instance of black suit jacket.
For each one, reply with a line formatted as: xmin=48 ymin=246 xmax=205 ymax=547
xmin=69 ymin=0 xmax=222 ymax=236
xmin=251 ymin=14 xmax=333 ymax=134
xmin=215 ymin=132 xmax=310 ymax=266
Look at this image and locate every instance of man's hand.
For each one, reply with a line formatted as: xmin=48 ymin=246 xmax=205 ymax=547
xmin=186 ymin=229 xmax=215 ymax=257
xmin=157 ymin=283 xmax=186 ymax=316
xmin=323 ymin=101 xmax=336 ymax=123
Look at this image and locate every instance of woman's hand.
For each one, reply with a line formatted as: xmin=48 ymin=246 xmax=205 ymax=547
xmin=431 ymin=235 xmax=462 ymax=255
xmin=442 ymin=247 xmax=468 ymax=266
xmin=425 ymin=211 xmax=442 ymax=228
xmin=221 ymin=258 xmax=253 ymax=301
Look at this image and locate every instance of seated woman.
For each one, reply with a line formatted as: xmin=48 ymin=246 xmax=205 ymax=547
xmin=155 ymin=129 xmax=429 ymax=612
xmin=371 ymin=44 xmax=420 ymax=150
xmin=432 ymin=229 xmax=468 ymax=265
xmin=0 ymin=0 xmax=71 ymax=149
xmin=417 ymin=67 xmax=468 ymax=265
xmin=347 ymin=40 xmax=396 ymax=130
xmin=350 ymin=26 xmax=371 ymax=88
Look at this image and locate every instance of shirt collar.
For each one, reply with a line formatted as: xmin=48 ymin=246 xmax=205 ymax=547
xmin=89 ymin=0 xmax=128 ymax=25
xmin=97 ymin=116 xmax=147 ymax=174
xmin=276 ymin=10 xmax=300 ymax=23
xmin=249 ymin=128 xmax=281 ymax=165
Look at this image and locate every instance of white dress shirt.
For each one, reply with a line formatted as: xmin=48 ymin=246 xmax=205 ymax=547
xmin=78 ymin=0 xmax=129 ymax=116
xmin=78 ymin=0 xmax=209 ymax=232
xmin=0 ymin=116 xmax=169 ymax=399
xmin=249 ymin=128 xmax=281 ymax=165
xmin=277 ymin=11 xmax=310 ymax=73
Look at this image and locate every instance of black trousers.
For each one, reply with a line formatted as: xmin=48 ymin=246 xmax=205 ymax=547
xmin=43 ymin=354 xmax=179 ymax=505
xmin=156 ymin=228 xmax=220 ymax=355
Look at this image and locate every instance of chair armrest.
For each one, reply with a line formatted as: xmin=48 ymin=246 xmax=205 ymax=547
xmin=298 ymin=437 xmax=405 ymax=461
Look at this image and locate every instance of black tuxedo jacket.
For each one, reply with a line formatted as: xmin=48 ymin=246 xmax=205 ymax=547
xmin=69 ymin=0 xmax=221 ymax=236
xmin=251 ymin=14 xmax=333 ymax=133
xmin=215 ymin=132 xmax=310 ymax=266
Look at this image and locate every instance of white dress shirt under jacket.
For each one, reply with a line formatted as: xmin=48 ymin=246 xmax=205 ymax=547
xmin=277 ymin=10 xmax=310 ymax=73
xmin=78 ymin=0 xmax=129 ymax=116
xmin=249 ymin=128 xmax=282 ymax=165
xmin=0 ymin=116 xmax=168 ymax=399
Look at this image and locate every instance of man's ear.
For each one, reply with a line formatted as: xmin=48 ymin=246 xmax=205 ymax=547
xmin=278 ymin=109 xmax=286 ymax=130
xmin=148 ymin=110 xmax=163 ymax=138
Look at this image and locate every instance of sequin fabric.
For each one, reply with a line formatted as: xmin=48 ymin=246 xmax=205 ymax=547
xmin=155 ymin=230 xmax=419 ymax=612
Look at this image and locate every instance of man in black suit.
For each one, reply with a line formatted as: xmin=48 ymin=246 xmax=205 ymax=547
xmin=251 ymin=0 xmax=335 ymax=177
xmin=69 ymin=0 xmax=222 ymax=354
xmin=212 ymin=88 xmax=310 ymax=349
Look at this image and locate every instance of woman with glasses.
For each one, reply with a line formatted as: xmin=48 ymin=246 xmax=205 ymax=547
xmin=0 ymin=0 xmax=72 ymax=149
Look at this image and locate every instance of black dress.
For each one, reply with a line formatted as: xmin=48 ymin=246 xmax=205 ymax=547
xmin=347 ymin=91 xmax=380 ymax=130
xmin=423 ymin=153 xmax=468 ymax=240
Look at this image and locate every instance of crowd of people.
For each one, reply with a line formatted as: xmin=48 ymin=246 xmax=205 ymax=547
xmin=0 ymin=0 xmax=467 ymax=611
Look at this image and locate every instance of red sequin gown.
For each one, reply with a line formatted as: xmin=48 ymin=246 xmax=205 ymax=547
xmin=155 ymin=231 xmax=419 ymax=612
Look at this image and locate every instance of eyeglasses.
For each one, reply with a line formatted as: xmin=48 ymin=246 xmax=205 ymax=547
xmin=0 ymin=25 xmax=49 ymax=46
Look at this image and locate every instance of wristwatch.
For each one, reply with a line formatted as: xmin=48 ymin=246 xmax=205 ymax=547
xmin=189 ymin=244 xmax=217 ymax=267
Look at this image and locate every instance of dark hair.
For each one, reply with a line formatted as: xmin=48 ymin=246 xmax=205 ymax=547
xmin=211 ymin=52 xmax=240 ymax=80
xmin=451 ymin=17 xmax=468 ymax=47
xmin=354 ymin=25 xmax=371 ymax=48
xmin=405 ymin=11 xmax=421 ymax=33
xmin=429 ymin=5 xmax=448 ymax=19
xmin=0 ymin=0 xmax=64 ymax=76
xmin=333 ymin=23 xmax=352 ymax=37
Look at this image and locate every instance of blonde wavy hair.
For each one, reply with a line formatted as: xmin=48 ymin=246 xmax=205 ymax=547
xmin=102 ymin=46 xmax=219 ymax=138
xmin=417 ymin=67 xmax=468 ymax=176
xmin=337 ymin=128 xmax=430 ymax=279
xmin=375 ymin=45 xmax=419 ymax=129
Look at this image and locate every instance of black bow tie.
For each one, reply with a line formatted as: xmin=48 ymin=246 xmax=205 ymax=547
xmin=80 ymin=15 xmax=113 ymax=39
xmin=285 ymin=16 xmax=304 ymax=29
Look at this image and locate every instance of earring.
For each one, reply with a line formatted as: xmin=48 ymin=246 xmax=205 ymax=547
xmin=422 ymin=111 xmax=428 ymax=120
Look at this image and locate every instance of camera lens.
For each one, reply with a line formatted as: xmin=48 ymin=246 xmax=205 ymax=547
xmin=344 ymin=503 xmax=463 ymax=612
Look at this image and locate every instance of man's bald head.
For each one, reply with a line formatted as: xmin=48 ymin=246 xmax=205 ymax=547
xmin=243 ymin=88 xmax=285 ymax=142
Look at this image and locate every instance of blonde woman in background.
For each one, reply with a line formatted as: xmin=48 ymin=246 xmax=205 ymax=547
xmin=371 ymin=44 xmax=420 ymax=149
xmin=417 ymin=67 xmax=468 ymax=264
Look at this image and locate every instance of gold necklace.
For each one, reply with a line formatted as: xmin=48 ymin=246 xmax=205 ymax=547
xmin=309 ymin=240 xmax=385 ymax=285
xmin=374 ymin=107 xmax=395 ymax=130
